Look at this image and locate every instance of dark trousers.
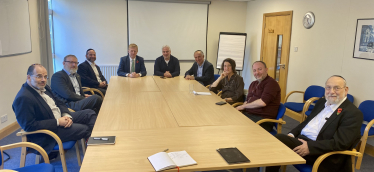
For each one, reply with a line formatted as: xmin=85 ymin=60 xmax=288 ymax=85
xmin=67 ymin=94 xmax=102 ymax=114
xmin=242 ymin=112 xmax=274 ymax=132
xmin=266 ymin=134 xmax=317 ymax=172
xmin=56 ymin=109 xmax=97 ymax=143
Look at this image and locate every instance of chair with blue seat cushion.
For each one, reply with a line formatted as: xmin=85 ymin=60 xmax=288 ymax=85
xmin=284 ymin=85 xmax=325 ymax=122
xmin=17 ymin=129 xmax=86 ymax=172
xmin=214 ymin=74 xmax=220 ymax=81
xmin=256 ymin=103 xmax=287 ymax=135
xmin=0 ymin=142 xmax=54 ymax=172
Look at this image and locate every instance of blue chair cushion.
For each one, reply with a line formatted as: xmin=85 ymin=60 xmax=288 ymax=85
xmin=305 ymin=110 xmax=312 ymax=116
xmin=13 ymin=163 xmax=55 ymax=172
xmin=269 ymin=129 xmax=277 ymax=136
xmin=284 ymin=102 xmax=314 ymax=112
xmin=52 ymin=140 xmax=76 ymax=150
xmin=294 ymin=164 xmax=312 ymax=172
xmin=360 ymin=124 xmax=374 ymax=136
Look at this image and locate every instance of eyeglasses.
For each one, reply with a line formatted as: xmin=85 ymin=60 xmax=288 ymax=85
xmin=325 ymin=86 xmax=345 ymax=91
xmin=32 ymin=74 xmax=49 ymax=80
xmin=65 ymin=61 xmax=79 ymax=65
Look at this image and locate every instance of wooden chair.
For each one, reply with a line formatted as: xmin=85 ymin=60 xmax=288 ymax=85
xmin=217 ymin=90 xmax=223 ymax=97
xmin=0 ymin=142 xmax=54 ymax=172
xmin=17 ymin=130 xmax=86 ymax=172
xmin=256 ymin=103 xmax=287 ymax=135
xmin=82 ymin=87 xmax=104 ymax=99
xmin=283 ymin=85 xmax=325 ymax=122
xmin=205 ymin=85 xmax=210 ymax=88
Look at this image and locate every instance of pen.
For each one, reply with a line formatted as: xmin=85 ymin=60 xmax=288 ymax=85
xmin=163 ymin=149 xmax=169 ymax=152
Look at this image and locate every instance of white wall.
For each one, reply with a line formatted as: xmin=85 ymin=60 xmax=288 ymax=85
xmin=0 ymin=0 xmax=40 ymax=130
xmin=244 ymin=0 xmax=374 ymax=144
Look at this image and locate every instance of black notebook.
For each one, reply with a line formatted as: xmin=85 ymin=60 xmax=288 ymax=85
xmin=87 ymin=136 xmax=116 ymax=145
xmin=217 ymin=147 xmax=250 ymax=164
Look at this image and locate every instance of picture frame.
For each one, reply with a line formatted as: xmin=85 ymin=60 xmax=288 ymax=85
xmin=353 ymin=18 xmax=374 ymax=60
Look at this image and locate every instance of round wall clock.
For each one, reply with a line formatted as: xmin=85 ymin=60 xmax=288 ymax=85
xmin=303 ymin=11 xmax=315 ymax=29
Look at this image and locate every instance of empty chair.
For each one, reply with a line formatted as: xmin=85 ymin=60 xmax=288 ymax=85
xmin=284 ymin=85 xmax=325 ymax=122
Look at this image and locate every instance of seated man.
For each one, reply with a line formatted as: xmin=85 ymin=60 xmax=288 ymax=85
xmin=154 ymin=45 xmax=180 ymax=77
xmin=236 ymin=61 xmax=280 ymax=132
xmin=77 ymin=48 xmax=108 ymax=95
xmin=267 ymin=75 xmax=363 ymax=172
xmin=117 ymin=43 xmax=147 ymax=77
xmin=13 ymin=64 xmax=97 ymax=155
xmin=185 ymin=50 xmax=214 ymax=86
xmin=51 ymin=55 xmax=103 ymax=114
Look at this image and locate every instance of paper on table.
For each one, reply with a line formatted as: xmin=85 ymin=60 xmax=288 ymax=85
xmin=168 ymin=151 xmax=197 ymax=167
xmin=148 ymin=152 xmax=176 ymax=171
xmin=193 ymin=91 xmax=211 ymax=95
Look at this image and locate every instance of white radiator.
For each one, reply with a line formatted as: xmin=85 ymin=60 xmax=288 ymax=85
xmin=100 ymin=65 xmax=118 ymax=84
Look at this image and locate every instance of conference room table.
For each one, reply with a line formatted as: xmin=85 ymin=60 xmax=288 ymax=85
xmin=80 ymin=76 xmax=305 ymax=172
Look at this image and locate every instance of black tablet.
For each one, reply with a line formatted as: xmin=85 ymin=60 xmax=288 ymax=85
xmin=217 ymin=147 xmax=250 ymax=164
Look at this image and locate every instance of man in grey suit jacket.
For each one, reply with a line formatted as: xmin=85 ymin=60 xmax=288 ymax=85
xmin=51 ymin=55 xmax=102 ymax=114
xmin=267 ymin=75 xmax=363 ymax=172
xmin=13 ymin=64 xmax=96 ymax=154
xmin=185 ymin=50 xmax=214 ymax=86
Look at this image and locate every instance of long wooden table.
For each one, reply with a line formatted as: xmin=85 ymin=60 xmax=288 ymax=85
xmin=80 ymin=76 xmax=305 ymax=172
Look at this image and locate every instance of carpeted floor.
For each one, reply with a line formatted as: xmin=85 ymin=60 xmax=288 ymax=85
xmin=1 ymin=116 xmax=374 ymax=172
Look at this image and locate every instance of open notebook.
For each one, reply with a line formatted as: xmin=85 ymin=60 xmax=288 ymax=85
xmin=148 ymin=150 xmax=197 ymax=171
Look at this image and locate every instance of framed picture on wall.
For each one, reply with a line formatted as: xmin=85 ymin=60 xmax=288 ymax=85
xmin=353 ymin=18 xmax=374 ymax=60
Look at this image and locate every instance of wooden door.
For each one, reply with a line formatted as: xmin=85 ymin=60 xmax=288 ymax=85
xmin=260 ymin=11 xmax=293 ymax=103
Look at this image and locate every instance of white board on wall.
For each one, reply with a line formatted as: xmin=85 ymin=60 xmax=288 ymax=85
xmin=128 ymin=0 xmax=208 ymax=60
xmin=216 ymin=32 xmax=246 ymax=71
xmin=0 ymin=0 xmax=31 ymax=56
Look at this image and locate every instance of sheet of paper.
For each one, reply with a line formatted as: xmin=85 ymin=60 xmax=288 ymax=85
xmin=193 ymin=91 xmax=211 ymax=95
xmin=148 ymin=152 xmax=176 ymax=171
xmin=168 ymin=150 xmax=197 ymax=167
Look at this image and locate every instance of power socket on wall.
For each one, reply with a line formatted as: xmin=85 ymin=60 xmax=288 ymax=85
xmin=1 ymin=114 xmax=7 ymax=123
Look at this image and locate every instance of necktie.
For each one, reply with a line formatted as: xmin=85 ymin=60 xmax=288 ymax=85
xmin=131 ymin=59 xmax=135 ymax=73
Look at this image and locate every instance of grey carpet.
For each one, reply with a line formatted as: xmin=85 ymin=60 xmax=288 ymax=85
xmin=1 ymin=117 xmax=374 ymax=172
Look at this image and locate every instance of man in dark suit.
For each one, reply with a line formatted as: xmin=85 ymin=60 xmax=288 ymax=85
xmin=13 ymin=64 xmax=97 ymax=155
xmin=117 ymin=43 xmax=147 ymax=77
xmin=184 ymin=50 xmax=214 ymax=86
xmin=267 ymin=75 xmax=363 ymax=172
xmin=154 ymin=45 xmax=180 ymax=77
xmin=51 ymin=55 xmax=102 ymax=114
xmin=77 ymin=49 xmax=107 ymax=95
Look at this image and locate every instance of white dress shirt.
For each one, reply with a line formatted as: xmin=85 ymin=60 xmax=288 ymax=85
xmin=86 ymin=60 xmax=102 ymax=83
xmin=300 ymin=97 xmax=347 ymax=141
xmin=126 ymin=56 xmax=142 ymax=77
xmin=28 ymin=83 xmax=72 ymax=126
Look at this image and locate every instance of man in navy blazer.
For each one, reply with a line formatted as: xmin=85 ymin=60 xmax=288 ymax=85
xmin=267 ymin=76 xmax=363 ymax=172
xmin=117 ymin=43 xmax=147 ymax=77
xmin=13 ymin=64 xmax=96 ymax=154
xmin=77 ymin=49 xmax=107 ymax=95
xmin=51 ymin=55 xmax=102 ymax=114
xmin=154 ymin=45 xmax=180 ymax=77
xmin=185 ymin=50 xmax=214 ymax=86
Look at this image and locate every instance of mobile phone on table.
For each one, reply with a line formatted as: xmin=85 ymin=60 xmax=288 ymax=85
xmin=216 ymin=101 xmax=227 ymax=105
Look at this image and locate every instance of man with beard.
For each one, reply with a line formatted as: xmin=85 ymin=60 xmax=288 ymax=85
xmin=77 ymin=49 xmax=107 ymax=95
xmin=13 ymin=64 xmax=96 ymax=157
xmin=235 ymin=61 xmax=281 ymax=132
xmin=51 ymin=55 xmax=102 ymax=114
xmin=266 ymin=75 xmax=363 ymax=172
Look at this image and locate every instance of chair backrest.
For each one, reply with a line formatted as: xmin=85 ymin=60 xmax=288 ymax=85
xmin=0 ymin=146 xmax=2 ymax=167
xmin=214 ymin=74 xmax=220 ymax=81
xmin=347 ymin=94 xmax=354 ymax=103
xmin=275 ymin=103 xmax=286 ymax=129
xmin=358 ymin=100 xmax=374 ymax=122
xmin=304 ymin=85 xmax=325 ymax=101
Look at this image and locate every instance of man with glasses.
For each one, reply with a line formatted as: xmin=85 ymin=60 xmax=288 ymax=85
xmin=77 ymin=49 xmax=107 ymax=95
xmin=51 ymin=55 xmax=103 ymax=114
xmin=117 ymin=43 xmax=147 ymax=77
xmin=13 ymin=64 xmax=97 ymax=157
xmin=267 ymin=75 xmax=363 ymax=172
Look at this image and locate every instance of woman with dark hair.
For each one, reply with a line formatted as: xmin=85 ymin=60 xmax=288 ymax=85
xmin=209 ymin=58 xmax=244 ymax=104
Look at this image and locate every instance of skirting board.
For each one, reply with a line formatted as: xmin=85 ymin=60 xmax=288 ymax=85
xmin=0 ymin=122 xmax=20 ymax=140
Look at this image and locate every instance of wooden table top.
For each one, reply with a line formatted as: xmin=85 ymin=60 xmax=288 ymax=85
xmin=81 ymin=126 xmax=305 ymax=172
xmin=80 ymin=75 xmax=305 ymax=171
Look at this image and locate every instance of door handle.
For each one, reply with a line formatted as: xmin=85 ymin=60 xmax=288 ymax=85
xmin=277 ymin=64 xmax=286 ymax=69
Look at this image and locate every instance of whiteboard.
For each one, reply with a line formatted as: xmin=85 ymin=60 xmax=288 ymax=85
xmin=0 ymin=0 xmax=31 ymax=56
xmin=216 ymin=32 xmax=247 ymax=71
